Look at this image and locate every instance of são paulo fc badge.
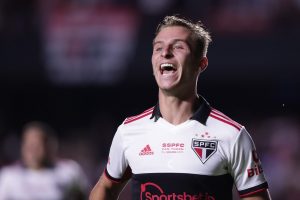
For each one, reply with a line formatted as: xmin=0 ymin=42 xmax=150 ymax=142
xmin=192 ymin=139 xmax=218 ymax=164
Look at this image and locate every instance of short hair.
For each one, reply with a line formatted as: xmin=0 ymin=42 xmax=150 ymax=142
xmin=23 ymin=121 xmax=56 ymax=136
xmin=155 ymin=15 xmax=212 ymax=58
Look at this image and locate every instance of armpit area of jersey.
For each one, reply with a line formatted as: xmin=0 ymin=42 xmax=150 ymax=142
xmin=131 ymin=173 xmax=234 ymax=200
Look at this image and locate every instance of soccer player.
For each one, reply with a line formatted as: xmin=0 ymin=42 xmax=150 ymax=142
xmin=89 ymin=15 xmax=271 ymax=200
xmin=0 ymin=121 xmax=89 ymax=200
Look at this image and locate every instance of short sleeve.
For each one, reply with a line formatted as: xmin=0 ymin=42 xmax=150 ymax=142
xmin=229 ymin=127 xmax=268 ymax=198
xmin=105 ymin=125 xmax=131 ymax=183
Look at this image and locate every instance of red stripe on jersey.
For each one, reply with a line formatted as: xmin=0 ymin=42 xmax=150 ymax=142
xmin=239 ymin=188 xmax=267 ymax=198
xmin=124 ymin=112 xmax=152 ymax=124
xmin=126 ymin=107 xmax=154 ymax=121
xmin=211 ymin=109 xmax=233 ymax=121
xmin=124 ymin=108 xmax=154 ymax=124
xmin=125 ymin=109 xmax=153 ymax=122
xmin=210 ymin=109 xmax=242 ymax=129
xmin=209 ymin=113 xmax=242 ymax=131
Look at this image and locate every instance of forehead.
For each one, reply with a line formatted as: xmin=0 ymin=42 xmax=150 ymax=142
xmin=154 ymin=26 xmax=192 ymax=43
xmin=23 ymin=128 xmax=45 ymax=142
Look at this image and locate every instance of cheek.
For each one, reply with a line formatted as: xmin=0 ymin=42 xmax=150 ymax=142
xmin=151 ymin=54 xmax=156 ymax=65
xmin=151 ymin=56 xmax=158 ymax=72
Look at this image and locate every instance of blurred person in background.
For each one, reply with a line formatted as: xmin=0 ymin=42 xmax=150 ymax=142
xmin=90 ymin=15 xmax=271 ymax=200
xmin=0 ymin=121 xmax=89 ymax=200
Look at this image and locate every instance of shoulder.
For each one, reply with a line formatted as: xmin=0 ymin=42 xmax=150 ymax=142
xmin=122 ymin=106 xmax=154 ymax=125
xmin=0 ymin=163 xmax=23 ymax=181
xmin=114 ymin=107 xmax=155 ymax=139
xmin=207 ymin=108 xmax=243 ymax=134
xmin=54 ymin=159 xmax=89 ymax=189
xmin=0 ymin=162 xmax=23 ymax=173
xmin=55 ymin=159 xmax=83 ymax=172
xmin=55 ymin=159 xmax=87 ymax=181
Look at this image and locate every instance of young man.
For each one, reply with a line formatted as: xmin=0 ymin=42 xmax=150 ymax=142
xmin=90 ymin=15 xmax=271 ymax=200
xmin=0 ymin=121 xmax=89 ymax=200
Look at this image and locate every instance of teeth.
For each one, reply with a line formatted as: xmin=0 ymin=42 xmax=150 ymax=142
xmin=160 ymin=63 xmax=175 ymax=70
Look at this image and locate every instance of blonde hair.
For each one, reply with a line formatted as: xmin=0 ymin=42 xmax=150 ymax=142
xmin=155 ymin=15 xmax=212 ymax=57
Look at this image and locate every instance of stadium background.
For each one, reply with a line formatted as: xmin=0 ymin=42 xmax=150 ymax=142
xmin=0 ymin=0 xmax=299 ymax=199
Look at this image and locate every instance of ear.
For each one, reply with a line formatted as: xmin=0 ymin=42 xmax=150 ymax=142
xmin=199 ymin=57 xmax=208 ymax=73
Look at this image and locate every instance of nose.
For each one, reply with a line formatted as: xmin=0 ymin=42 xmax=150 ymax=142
xmin=161 ymin=46 xmax=173 ymax=58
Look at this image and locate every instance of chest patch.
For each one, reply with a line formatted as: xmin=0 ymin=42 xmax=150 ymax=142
xmin=192 ymin=139 xmax=218 ymax=164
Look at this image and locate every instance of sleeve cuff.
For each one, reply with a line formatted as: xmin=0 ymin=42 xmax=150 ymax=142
xmin=104 ymin=167 xmax=132 ymax=184
xmin=239 ymin=182 xmax=269 ymax=198
xmin=104 ymin=168 xmax=123 ymax=183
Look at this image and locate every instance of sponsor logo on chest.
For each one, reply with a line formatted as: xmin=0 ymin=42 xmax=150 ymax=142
xmin=161 ymin=143 xmax=185 ymax=154
xmin=140 ymin=182 xmax=216 ymax=200
xmin=139 ymin=144 xmax=154 ymax=156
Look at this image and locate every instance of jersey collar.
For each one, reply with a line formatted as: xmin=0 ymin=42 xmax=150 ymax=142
xmin=150 ymin=95 xmax=211 ymax=125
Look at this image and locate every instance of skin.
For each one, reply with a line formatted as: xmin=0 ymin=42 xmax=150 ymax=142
xmin=89 ymin=26 xmax=271 ymax=200
xmin=89 ymin=174 xmax=128 ymax=200
xmin=152 ymin=26 xmax=207 ymax=125
xmin=21 ymin=127 xmax=49 ymax=169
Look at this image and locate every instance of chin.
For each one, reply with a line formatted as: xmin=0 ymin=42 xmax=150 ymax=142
xmin=157 ymin=78 xmax=179 ymax=87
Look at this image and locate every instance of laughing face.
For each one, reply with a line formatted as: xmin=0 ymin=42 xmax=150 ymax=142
xmin=152 ymin=26 xmax=202 ymax=96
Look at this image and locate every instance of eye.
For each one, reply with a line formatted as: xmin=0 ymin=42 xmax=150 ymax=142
xmin=154 ymin=47 xmax=163 ymax=52
xmin=173 ymin=45 xmax=184 ymax=50
xmin=173 ymin=41 xmax=188 ymax=50
xmin=153 ymin=44 xmax=163 ymax=52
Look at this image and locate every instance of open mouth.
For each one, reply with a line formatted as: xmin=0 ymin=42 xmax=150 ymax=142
xmin=160 ymin=63 xmax=177 ymax=75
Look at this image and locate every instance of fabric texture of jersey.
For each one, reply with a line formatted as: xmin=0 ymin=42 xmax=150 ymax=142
xmin=0 ymin=159 xmax=89 ymax=200
xmin=105 ymin=96 xmax=268 ymax=200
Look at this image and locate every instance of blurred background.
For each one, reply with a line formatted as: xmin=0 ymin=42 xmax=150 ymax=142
xmin=0 ymin=0 xmax=299 ymax=199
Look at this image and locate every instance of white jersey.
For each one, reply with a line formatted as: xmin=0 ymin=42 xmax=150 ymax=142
xmin=105 ymin=97 xmax=268 ymax=200
xmin=0 ymin=159 xmax=89 ymax=200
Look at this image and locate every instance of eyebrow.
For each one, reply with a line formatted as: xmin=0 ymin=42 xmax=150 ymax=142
xmin=153 ymin=39 xmax=190 ymax=46
xmin=153 ymin=39 xmax=193 ymax=51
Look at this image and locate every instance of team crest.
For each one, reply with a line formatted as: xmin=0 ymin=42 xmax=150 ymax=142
xmin=192 ymin=139 xmax=218 ymax=163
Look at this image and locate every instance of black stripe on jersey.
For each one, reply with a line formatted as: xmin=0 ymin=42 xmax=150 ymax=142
xmin=131 ymin=173 xmax=234 ymax=200
xmin=239 ymin=182 xmax=269 ymax=198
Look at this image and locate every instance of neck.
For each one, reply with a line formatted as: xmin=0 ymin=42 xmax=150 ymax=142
xmin=158 ymin=91 xmax=198 ymax=125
